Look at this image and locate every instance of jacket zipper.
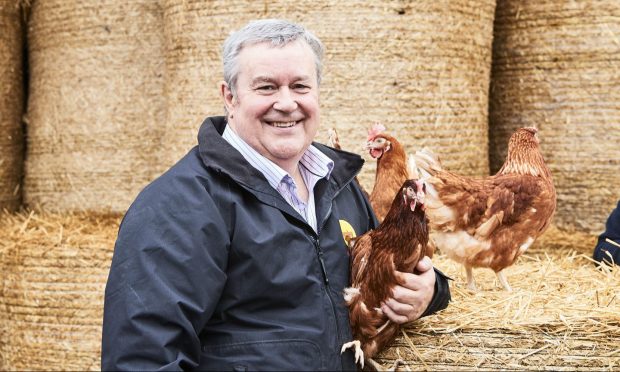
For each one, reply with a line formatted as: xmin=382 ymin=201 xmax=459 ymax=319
xmin=310 ymin=232 xmax=341 ymax=363
xmin=311 ymin=172 xmax=360 ymax=363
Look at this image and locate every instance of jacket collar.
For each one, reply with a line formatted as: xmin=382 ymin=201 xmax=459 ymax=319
xmin=198 ymin=116 xmax=363 ymax=193
xmin=197 ymin=116 xmax=365 ymax=232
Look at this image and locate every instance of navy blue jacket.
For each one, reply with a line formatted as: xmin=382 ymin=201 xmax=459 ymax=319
xmin=101 ymin=116 xmax=450 ymax=371
xmin=594 ymin=200 xmax=620 ymax=266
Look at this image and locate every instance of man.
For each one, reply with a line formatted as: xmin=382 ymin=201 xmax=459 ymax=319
xmin=593 ymin=200 xmax=620 ymax=266
xmin=102 ymin=19 xmax=450 ymax=370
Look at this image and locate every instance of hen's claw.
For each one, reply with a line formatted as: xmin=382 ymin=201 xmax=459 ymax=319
xmin=341 ymin=340 xmax=364 ymax=368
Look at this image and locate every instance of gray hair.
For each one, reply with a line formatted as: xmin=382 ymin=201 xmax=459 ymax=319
xmin=222 ymin=19 xmax=325 ymax=97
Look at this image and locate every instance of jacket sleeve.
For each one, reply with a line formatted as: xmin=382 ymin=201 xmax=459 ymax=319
xmin=593 ymin=200 xmax=620 ymax=266
xmin=101 ymin=188 xmax=230 ymax=371
xmin=420 ymin=268 xmax=452 ymax=318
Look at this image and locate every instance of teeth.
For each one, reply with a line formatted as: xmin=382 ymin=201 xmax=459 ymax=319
xmin=270 ymin=121 xmax=297 ymax=128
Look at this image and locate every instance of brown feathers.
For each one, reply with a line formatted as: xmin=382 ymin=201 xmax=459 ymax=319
xmin=366 ymin=126 xmax=410 ymax=222
xmin=343 ymin=179 xmax=429 ymax=365
xmin=414 ymin=127 xmax=556 ymax=291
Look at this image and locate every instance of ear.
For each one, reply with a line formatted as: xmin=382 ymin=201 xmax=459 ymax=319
xmin=220 ymin=81 xmax=235 ymax=114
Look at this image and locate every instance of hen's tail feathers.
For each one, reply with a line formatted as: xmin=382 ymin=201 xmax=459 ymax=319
xmin=407 ymin=153 xmax=420 ymax=179
xmin=414 ymin=148 xmax=442 ymax=176
xmin=411 ymin=149 xmax=440 ymax=201
xmin=327 ymin=128 xmax=341 ymax=150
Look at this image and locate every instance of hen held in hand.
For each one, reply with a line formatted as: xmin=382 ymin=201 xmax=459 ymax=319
xmin=341 ymin=179 xmax=429 ymax=370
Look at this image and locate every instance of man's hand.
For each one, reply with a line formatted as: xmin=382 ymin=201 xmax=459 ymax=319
xmin=380 ymin=256 xmax=436 ymax=324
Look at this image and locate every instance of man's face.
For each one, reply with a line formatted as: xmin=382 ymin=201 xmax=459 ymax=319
xmin=221 ymin=40 xmax=320 ymax=171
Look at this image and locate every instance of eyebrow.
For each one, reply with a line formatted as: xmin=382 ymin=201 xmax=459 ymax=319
xmin=250 ymin=75 xmax=312 ymax=85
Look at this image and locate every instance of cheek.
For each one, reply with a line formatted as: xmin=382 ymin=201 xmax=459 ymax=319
xmin=299 ymin=96 xmax=320 ymax=119
xmin=236 ymin=96 xmax=273 ymax=117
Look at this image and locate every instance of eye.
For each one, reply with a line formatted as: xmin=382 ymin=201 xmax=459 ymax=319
xmin=256 ymin=85 xmax=276 ymax=91
xmin=292 ymin=83 xmax=311 ymax=92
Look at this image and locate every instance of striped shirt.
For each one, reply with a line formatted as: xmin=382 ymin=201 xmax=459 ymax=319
xmin=222 ymin=125 xmax=334 ymax=232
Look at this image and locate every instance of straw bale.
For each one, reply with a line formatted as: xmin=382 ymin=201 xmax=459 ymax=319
xmin=0 ymin=210 xmax=121 ymax=371
xmin=162 ymin=0 xmax=495 ymax=187
xmin=24 ymin=0 xmax=167 ymax=213
xmin=489 ymin=1 xmax=620 ymax=234
xmin=0 ymin=0 xmax=25 ymax=211
xmin=376 ymin=251 xmax=620 ymax=371
xmin=1 ymin=210 xmax=618 ymax=370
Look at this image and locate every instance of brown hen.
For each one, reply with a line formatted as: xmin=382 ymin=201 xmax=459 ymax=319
xmin=413 ymin=127 xmax=556 ymax=291
xmin=366 ymin=124 xmax=410 ymax=223
xmin=341 ymin=179 xmax=429 ymax=370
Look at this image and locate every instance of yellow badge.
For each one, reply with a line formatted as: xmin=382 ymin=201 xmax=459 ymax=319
xmin=339 ymin=219 xmax=356 ymax=246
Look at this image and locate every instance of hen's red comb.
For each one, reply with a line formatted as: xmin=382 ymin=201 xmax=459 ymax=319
xmin=367 ymin=123 xmax=386 ymax=141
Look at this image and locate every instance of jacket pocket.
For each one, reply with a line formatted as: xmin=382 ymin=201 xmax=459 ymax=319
xmin=200 ymin=339 xmax=323 ymax=371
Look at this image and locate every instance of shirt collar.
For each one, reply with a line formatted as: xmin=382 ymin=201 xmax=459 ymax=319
xmin=222 ymin=124 xmax=334 ymax=189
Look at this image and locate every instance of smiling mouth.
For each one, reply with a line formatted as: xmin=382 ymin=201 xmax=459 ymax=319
xmin=267 ymin=121 xmax=300 ymax=128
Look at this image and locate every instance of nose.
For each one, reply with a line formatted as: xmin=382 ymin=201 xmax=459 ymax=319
xmin=273 ymin=87 xmax=298 ymax=112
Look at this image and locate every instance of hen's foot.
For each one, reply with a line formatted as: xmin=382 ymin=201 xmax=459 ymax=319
xmin=341 ymin=340 xmax=364 ymax=368
xmin=496 ymin=270 xmax=512 ymax=291
xmin=465 ymin=266 xmax=478 ymax=292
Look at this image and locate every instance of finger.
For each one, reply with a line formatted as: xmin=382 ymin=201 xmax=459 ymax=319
xmin=394 ymin=270 xmax=433 ymax=291
xmin=416 ymin=256 xmax=433 ymax=272
xmin=390 ymin=285 xmax=425 ymax=308
xmin=381 ymin=302 xmax=409 ymax=324
xmin=384 ymin=298 xmax=415 ymax=317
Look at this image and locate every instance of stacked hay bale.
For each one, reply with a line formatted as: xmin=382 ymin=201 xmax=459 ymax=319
xmin=489 ymin=1 xmax=620 ymax=234
xmin=3 ymin=0 xmax=165 ymax=370
xmin=377 ymin=252 xmax=620 ymax=370
xmin=24 ymin=0 xmax=166 ymax=213
xmin=0 ymin=0 xmax=25 ymax=211
xmin=0 ymin=212 xmax=120 ymax=370
xmin=162 ymin=0 xmax=496 ymax=186
xmin=2 ymin=213 xmax=617 ymax=370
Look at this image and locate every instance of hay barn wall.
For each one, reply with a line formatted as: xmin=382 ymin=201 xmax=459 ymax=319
xmin=489 ymin=1 xmax=620 ymax=234
xmin=162 ymin=0 xmax=495 ymax=187
xmin=0 ymin=0 xmax=25 ymax=211
xmin=23 ymin=0 xmax=167 ymax=213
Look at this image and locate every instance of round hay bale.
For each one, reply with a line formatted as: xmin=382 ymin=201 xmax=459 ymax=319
xmin=162 ymin=0 xmax=495 ymax=187
xmin=24 ymin=0 xmax=166 ymax=213
xmin=489 ymin=1 xmax=620 ymax=234
xmin=0 ymin=211 xmax=120 ymax=371
xmin=0 ymin=1 xmax=25 ymax=211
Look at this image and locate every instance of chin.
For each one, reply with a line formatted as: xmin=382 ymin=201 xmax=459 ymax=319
xmin=268 ymin=143 xmax=306 ymax=160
